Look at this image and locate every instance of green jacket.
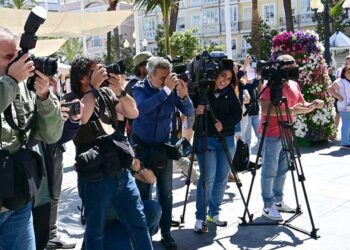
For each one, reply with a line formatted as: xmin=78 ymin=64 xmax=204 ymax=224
xmin=0 ymin=75 xmax=63 ymax=153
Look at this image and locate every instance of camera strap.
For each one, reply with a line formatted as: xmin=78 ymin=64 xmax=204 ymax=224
xmin=170 ymin=109 xmax=182 ymax=142
xmin=3 ymin=102 xmax=38 ymax=147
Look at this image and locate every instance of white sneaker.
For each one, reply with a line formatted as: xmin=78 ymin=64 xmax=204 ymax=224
xmin=194 ymin=219 xmax=208 ymax=233
xmin=262 ymin=207 xmax=283 ymax=221
xmin=274 ymin=201 xmax=295 ymax=213
xmin=207 ymin=215 xmax=227 ymax=227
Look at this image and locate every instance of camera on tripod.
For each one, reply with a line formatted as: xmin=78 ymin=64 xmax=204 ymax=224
xmin=256 ymin=59 xmax=300 ymax=105
xmin=12 ymin=6 xmax=58 ymax=91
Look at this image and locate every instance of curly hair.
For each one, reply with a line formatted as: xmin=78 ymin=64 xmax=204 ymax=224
xmin=70 ymin=56 xmax=100 ymax=97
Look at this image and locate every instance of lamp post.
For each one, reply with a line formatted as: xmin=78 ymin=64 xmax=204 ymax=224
xmin=311 ymin=0 xmax=350 ymax=65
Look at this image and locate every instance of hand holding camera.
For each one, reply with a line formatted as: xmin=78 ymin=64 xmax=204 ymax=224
xmin=108 ymin=73 xmax=124 ymax=96
xmin=7 ymin=53 xmax=35 ymax=83
xmin=34 ymin=70 xmax=50 ymax=100
xmin=165 ymin=73 xmax=178 ymax=90
xmin=176 ymin=79 xmax=188 ymax=99
xmin=61 ymin=99 xmax=83 ymax=121
xmin=90 ymin=64 xmax=108 ymax=89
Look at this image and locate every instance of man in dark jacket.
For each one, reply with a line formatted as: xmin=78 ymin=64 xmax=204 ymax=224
xmin=131 ymin=56 xmax=194 ymax=250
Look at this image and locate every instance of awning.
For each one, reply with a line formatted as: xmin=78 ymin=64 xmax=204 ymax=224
xmin=0 ymin=7 xmax=133 ymax=38
xmin=330 ymin=31 xmax=350 ymax=50
xmin=31 ymin=38 xmax=67 ymax=56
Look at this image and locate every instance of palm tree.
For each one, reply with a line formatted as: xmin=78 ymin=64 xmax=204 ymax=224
xmin=169 ymin=1 xmax=179 ymax=36
xmin=58 ymin=38 xmax=83 ymax=64
xmin=330 ymin=0 xmax=345 ymax=18
xmin=3 ymin=0 xmax=37 ymax=9
xmin=283 ymin=0 xmax=294 ymax=32
xmin=251 ymin=0 xmax=261 ymax=59
xmin=134 ymin=0 xmax=174 ymax=56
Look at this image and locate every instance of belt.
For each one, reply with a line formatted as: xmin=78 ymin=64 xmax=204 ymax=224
xmin=0 ymin=206 xmax=9 ymax=213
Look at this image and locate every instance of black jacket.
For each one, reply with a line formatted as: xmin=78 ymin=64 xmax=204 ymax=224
xmin=192 ymin=85 xmax=242 ymax=137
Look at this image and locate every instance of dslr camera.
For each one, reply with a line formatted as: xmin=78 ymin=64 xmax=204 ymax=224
xmin=62 ymin=100 xmax=80 ymax=116
xmin=101 ymin=60 xmax=125 ymax=87
xmin=11 ymin=6 xmax=58 ymax=91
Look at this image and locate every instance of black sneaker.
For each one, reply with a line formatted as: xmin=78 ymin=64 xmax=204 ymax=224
xmin=161 ymin=233 xmax=177 ymax=250
xmin=46 ymin=237 xmax=76 ymax=249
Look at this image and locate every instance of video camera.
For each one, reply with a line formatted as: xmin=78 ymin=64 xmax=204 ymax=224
xmin=256 ymin=59 xmax=299 ymax=104
xmin=11 ymin=6 xmax=58 ymax=91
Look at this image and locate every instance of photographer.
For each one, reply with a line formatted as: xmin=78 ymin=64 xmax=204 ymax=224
xmin=0 ymin=27 xmax=63 ymax=250
xmin=68 ymin=56 xmax=152 ymax=250
xmin=259 ymin=54 xmax=324 ymax=221
xmin=131 ymin=56 xmax=194 ymax=250
xmin=192 ymin=59 xmax=242 ymax=233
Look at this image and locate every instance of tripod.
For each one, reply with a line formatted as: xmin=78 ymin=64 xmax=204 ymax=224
xmin=240 ymin=85 xmax=319 ymax=239
xmin=180 ymin=97 xmax=253 ymax=229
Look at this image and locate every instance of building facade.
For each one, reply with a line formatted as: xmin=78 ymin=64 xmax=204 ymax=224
xmin=137 ymin=0 xmax=317 ymax=60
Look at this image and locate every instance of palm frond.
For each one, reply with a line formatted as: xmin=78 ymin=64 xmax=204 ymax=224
xmin=330 ymin=0 xmax=345 ymax=18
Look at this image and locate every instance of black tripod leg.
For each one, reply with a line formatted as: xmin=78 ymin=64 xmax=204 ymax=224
xmin=241 ymin=102 xmax=274 ymax=223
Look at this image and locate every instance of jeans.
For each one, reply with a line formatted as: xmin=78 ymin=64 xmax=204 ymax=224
xmin=78 ymin=170 xmax=152 ymax=250
xmin=195 ymin=136 xmax=236 ymax=220
xmin=340 ymin=111 xmax=350 ymax=146
xmin=137 ymin=160 xmax=173 ymax=236
xmin=261 ymin=136 xmax=289 ymax=208
xmin=0 ymin=203 xmax=35 ymax=250
xmin=242 ymin=115 xmax=260 ymax=148
xmin=104 ymin=200 xmax=161 ymax=250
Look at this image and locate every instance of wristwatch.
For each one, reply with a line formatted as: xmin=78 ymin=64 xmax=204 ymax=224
xmin=116 ymin=90 xmax=127 ymax=98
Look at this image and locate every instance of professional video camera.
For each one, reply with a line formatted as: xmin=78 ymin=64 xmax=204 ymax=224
xmin=11 ymin=6 xmax=58 ymax=91
xmin=255 ymin=59 xmax=299 ymax=105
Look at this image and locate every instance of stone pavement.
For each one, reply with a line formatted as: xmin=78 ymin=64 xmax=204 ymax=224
xmin=58 ymin=136 xmax=350 ymax=250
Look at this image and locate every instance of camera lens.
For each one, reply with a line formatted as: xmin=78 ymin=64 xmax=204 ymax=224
xmin=32 ymin=56 xmax=58 ymax=76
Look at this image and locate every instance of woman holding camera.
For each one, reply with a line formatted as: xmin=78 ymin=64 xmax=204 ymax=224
xmin=328 ymin=66 xmax=350 ymax=148
xmin=193 ymin=59 xmax=242 ymax=232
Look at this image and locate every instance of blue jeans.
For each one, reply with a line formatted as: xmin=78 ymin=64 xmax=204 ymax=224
xmin=243 ymin=115 xmax=260 ymax=147
xmin=195 ymin=136 xmax=236 ymax=220
xmin=104 ymin=200 xmax=161 ymax=250
xmin=0 ymin=203 xmax=35 ymax=250
xmin=340 ymin=111 xmax=350 ymax=146
xmin=78 ymin=170 xmax=153 ymax=250
xmin=137 ymin=160 xmax=173 ymax=235
xmin=261 ymin=136 xmax=289 ymax=208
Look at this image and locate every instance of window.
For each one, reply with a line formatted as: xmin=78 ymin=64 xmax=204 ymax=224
xmin=243 ymin=7 xmax=252 ymax=21
xmin=263 ymin=4 xmax=276 ymax=26
xmin=192 ymin=15 xmax=201 ymax=33
xmin=241 ymin=36 xmax=251 ymax=56
xmin=143 ymin=17 xmax=156 ymax=40
xmin=232 ymin=39 xmax=237 ymax=51
xmin=300 ymin=0 xmax=311 ymax=13
xmin=177 ymin=17 xmax=185 ymax=31
xmin=203 ymin=8 xmax=220 ymax=25
xmin=220 ymin=5 xmax=239 ymax=31
xmin=92 ymin=36 xmax=102 ymax=47
xmin=191 ymin=0 xmax=201 ymax=6
xmin=203 ymin=0 xmax=218 ymax=3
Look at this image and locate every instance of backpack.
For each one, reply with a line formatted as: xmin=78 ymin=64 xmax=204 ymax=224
xmin=232 ymin=139 xmax=250 ymax=172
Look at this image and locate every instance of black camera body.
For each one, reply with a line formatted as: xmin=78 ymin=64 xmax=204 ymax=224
xmin=62 ymin=101 xmax=80 ymax=116
xmin=10 ymin=6 xmax=58 ymax=91
xmin=257 ymin=60 xmax=299 ymax=104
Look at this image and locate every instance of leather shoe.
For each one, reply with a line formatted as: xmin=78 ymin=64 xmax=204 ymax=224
xmin=161 ymin=233 xmax=177 ymax=250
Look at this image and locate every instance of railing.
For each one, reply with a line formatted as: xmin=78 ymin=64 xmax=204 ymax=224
xmin=279 ymin=13 xmax=316 ymax=27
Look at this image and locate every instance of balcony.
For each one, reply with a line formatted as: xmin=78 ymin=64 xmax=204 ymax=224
xmin=239 ymin=20 xmax=251 ymax=31
xmin=279 ymin=13 xmax=316 ymax=27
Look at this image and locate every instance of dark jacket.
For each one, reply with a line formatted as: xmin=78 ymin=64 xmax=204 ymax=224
xmin=132 ymin=78 xmax=194 ymax=144
xmin=192 ymin=85 xmax=242 ymax=137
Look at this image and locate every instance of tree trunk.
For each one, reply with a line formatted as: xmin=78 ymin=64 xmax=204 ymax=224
xmin=169 ymin=1 xmax=179 ymax=36
xmin=283 ymin=0 xmax=294 ymax=32
xmin=162 ymin=0 xmax=171 ymax=56
xmin=114 ymin=27 xmax=121 ymax=60
xmin=107 ymin=0 xmax=118 ymax=63
xmin=251 ymin=0 xmax=261 ymax=59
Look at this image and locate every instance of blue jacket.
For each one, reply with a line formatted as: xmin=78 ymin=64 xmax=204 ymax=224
xmin=132 ymin=78 xmax=194 ymax=143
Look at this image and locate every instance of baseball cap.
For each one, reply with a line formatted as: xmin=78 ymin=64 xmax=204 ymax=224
xmin=133 ymin=51 xmax=153 ymax=67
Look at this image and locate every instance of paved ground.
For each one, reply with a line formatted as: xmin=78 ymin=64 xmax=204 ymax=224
xmin=58 ymin=132 xmax=350 ymax=250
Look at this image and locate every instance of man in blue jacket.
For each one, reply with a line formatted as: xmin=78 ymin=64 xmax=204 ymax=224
xmin=131 ymin=56 xmax=194 ymax=250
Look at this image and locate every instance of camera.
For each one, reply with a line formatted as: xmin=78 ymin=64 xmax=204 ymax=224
xmin=105 ymin=60 xmax=126 ymax=76
xmin=11 ymin=6 xmax=58 ymax=91
xmin=256 ymin=59 xmax=299 ymax=104
xmin=62 ymin=100 xmax=80 ymax=116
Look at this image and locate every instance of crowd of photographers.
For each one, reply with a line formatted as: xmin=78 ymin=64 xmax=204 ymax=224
xmin=2 ymin=15 xmax=350 ymax=249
